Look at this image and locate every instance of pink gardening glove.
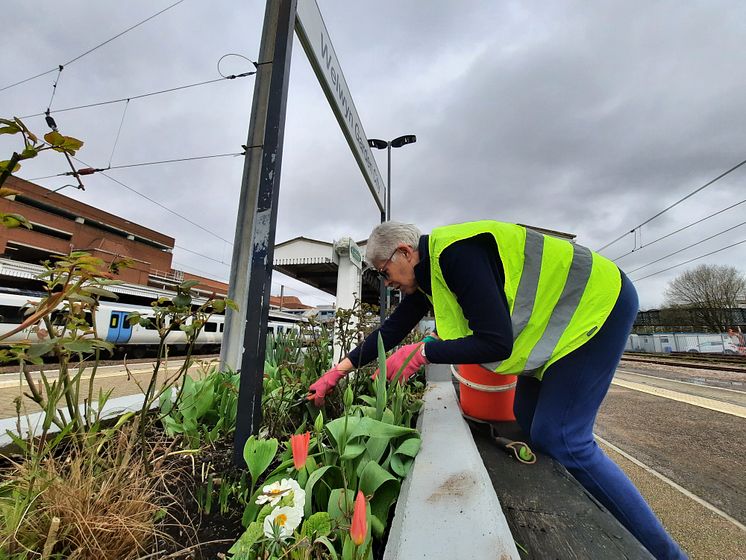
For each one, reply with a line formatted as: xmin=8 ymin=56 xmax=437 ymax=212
xmin=376 ymin=342 xmax=428 ymax=383
xmin=307 ymin=366 xmax=347 ymax=407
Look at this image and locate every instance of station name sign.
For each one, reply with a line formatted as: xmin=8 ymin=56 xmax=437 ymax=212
xmin=295 ymin=0 xmax=386 ymax=213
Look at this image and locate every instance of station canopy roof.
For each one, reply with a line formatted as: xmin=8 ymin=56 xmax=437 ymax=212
xmin=273 ymin=236 xmax=380 ymax=305
xmin=272 ymin=225 xmax=576 ymax=307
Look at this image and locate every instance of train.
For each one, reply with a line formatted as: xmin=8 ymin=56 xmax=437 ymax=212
xmin=626 ymin=332 xmax=746 ymax=355
xmin=0 ymin=288 xmax=305 ymax=357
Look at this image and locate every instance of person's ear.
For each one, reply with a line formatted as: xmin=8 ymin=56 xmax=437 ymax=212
xmin=398 ymin=243 xmax=413 ymax=260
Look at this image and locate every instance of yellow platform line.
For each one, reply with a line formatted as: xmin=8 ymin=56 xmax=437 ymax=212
xmin=611 ymin=378 xmax=746 ymax=419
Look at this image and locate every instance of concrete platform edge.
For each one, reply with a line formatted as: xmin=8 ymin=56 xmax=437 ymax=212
xmin=384 ymin=364 xmax=520 ymax=560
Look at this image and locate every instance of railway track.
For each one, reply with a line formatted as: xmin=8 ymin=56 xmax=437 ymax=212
xmin=622 ymin=351 xmax=746 ymax=373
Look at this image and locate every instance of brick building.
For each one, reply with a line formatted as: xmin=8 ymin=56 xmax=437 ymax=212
xmin=0 ymin=176 xmax=227 ymax=298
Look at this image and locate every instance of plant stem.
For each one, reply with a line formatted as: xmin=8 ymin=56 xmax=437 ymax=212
xmin=0 ymin=152 xmax=21 ymax=188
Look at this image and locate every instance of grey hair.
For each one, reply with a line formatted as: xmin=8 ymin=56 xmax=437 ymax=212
xmin=365 ymin=221 xmax=421 ymax=263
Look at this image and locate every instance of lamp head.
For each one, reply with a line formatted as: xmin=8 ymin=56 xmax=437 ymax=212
xmin=391 ymin=134 xmax=416 ymax=148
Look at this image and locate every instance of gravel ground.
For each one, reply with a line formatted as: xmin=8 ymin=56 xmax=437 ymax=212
xmin=596 ymin=361 xmax=746 ymax=559
xmin=599 ymin=440 xmax=746 ymax=560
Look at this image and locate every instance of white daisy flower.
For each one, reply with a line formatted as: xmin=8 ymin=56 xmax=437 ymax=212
xmin=256 ymin=480 xmax=292 ymax=507
xmin=255 ymin=478 xmax=306 ymax=510
xmin=282 ymin=478 xmax=306 ymax=511
xmin=263 ymin=505 xmax=302 ymax=540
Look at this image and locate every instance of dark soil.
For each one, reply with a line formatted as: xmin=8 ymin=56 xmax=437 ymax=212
xmin=150 ymin=436 xmax=247 ymax=559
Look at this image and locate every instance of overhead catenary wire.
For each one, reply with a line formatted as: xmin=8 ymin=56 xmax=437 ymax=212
xmin=625 ymin=220 xmax=746 ymax=274
xmin=107 ymin=99 xmax=130 ymax=167
xmin=19 ymin=73 xmax=254 ymax=120
xmin=28 ymin=152 xmax=244 ymax=181
xmin=173 ymin=261 xmax=228 ymax=282
xmin=612 ymin=196 xmax=746 ymax=261
xmin=70 ymin=155 xmax=234 ymax=245
xmin=597 ymin=156 xmax=746 ymax=253
xmin=0 ymin=0 xmax=187 ymax=93
xmin=174 ymin=244 xmax=230 ymax=266
xmin=631 ymin=239 xmax=746 ymax=282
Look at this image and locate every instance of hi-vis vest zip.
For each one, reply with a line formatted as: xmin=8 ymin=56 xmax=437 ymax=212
xmin=429 ymin=221 xmax=621 ymax=379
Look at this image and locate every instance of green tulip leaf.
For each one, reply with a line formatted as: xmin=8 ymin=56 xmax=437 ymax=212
xmin=243 ymin=436 xmax=278 ymax=485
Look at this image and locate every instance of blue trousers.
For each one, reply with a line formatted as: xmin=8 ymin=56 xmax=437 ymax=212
xmin=513 ymin=272 xmax=687 ymax=560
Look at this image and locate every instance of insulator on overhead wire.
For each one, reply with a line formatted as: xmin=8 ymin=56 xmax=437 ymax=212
xmin=45 ymin=114 xmax=58 ymax=131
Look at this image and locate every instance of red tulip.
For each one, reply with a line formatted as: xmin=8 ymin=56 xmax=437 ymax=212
xmin=290 ymin=431 xmax=310 ymax=470
xmin=350 ymin=490 xmax=367 ymax=546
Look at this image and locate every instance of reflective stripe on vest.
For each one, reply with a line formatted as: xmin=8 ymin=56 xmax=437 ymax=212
xmin=429 ymin=221 xmax=620 ymax=378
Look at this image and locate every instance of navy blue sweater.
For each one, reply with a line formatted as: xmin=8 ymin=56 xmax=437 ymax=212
xmin=346 ymin=233 xmax=514 ymax=367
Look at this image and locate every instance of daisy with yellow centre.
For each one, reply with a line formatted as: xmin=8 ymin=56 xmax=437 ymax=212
xmin=255 ymin=478 xmax=305 ymax=509
xmin=263 ymin=505 xmax=302 ymax=539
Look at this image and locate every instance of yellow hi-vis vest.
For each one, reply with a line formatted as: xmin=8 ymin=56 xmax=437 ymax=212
xmin=429 ymin=221 xmax=621 ymax=379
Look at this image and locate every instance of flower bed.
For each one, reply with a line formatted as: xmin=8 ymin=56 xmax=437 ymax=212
xmin=0 ymin=259 xmax=424 ymax=559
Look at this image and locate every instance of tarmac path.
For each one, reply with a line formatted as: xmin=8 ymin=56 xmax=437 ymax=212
xmin=595 ymin=362 xmax=746 ymax=559
xmin=0 ymin=357 xmax=220 ymax=419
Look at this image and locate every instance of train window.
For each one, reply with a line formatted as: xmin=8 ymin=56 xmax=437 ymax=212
xmin=0 ymin=305 xmax=25 ymax=325
xmin=110 ymin=314 xmax=119 ymax=328
xmin=204 ymin=322 xmax=217 ymax=332
xmin=219 ymin=323 xmax=224 ymax=332
xmin=267 ymin=326 xmax=274 ymax=334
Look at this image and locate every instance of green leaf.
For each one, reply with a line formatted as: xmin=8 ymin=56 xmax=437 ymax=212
xmin=27 ymin=342 xmax=55 ymax=359
xmin=243 ymin=436 xmax=278 ymax=485
xmin=340 ymin=442 xmax=366 ymax=460
xmin=62 ymin=340 xmax=97 ymax=353
xmin=327 ymin=488 xmax=355 ymax=524
xmin=19 ymin=147 xmax=38 ymax=159
xmin=83 ymin=286 xmax=119 ymax=299
xmin=390 ymin=436 xmax=421 ymax=477
xmin=313 ymin=536 xmax=339 ymax=560
xmin=173 ymin=292 xmax=191 ymax=307
xmin=325 ymin=416 xmax=416 ymax=448
xmin=228 ymin=521 xmax=263 ymax=555
xmin=0 ymin=124 xmax=21 ymax=135
xmin=43 ymin=130 xmax=64 ymax=146
xmin=303 ymin=464 xmax=341 ymax=518
xmin=4 ymin=430 xmax=29 ymax=454
xmin=179 ymin=279 xmax=200 ymax=291
xmin=60 ymin=135 xmax=84 ymax=153
xmin=358 ymin=460 xmax=400 ymax=537
xmin=301 ymin=511 xmax=331 ymax=537
xmin=0 ymin=161 xmax=21 ymax=174
xmin=375 ymin=333 xmax=388 ymax=420
xmin=0 ymin=213 xmax=31 ymax=229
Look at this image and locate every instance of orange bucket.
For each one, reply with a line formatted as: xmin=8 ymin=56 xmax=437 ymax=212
xmin=452 ymin=363 xmax=516 ymax=421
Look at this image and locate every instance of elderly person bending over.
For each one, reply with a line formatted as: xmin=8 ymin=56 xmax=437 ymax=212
xmin=308 ymin=220 xmax=686 ymax=560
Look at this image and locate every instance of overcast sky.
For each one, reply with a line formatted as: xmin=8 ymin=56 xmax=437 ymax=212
xmin=2 ymin=0 xmax=745 ymax=309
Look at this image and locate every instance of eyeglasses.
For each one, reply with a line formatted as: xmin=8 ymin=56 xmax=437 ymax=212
xmin=374 ymin=248 xmax=399 ymax=281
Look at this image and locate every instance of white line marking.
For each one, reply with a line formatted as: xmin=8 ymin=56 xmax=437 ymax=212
xmin=0 ymin=363 xmax=204 ymax=389
xmin=610 ymin=378 xmax=746 ymax=419
xmin=595 ymin=434 xmax=746 ymax=533
xmin=617 ymin=368 xmax=746 ymax=394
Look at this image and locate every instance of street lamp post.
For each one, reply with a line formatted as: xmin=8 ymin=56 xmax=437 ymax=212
xmin=368 ymin=134 xmax=417 ymax=321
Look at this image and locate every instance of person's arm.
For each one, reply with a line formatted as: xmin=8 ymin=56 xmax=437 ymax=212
xmin=342 ymin=289 xmax=431 ymax=370
xmin=423 ymin=235 xmax=513 ymax=364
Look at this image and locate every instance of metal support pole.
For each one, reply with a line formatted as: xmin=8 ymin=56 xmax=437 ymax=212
xmin=232 ymin=0 xmax=296 ymax=466
xmin=379 ymin=208 xmax=386 ymax=324
xmin=386 ymin=143 xmax=391 ymax=220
